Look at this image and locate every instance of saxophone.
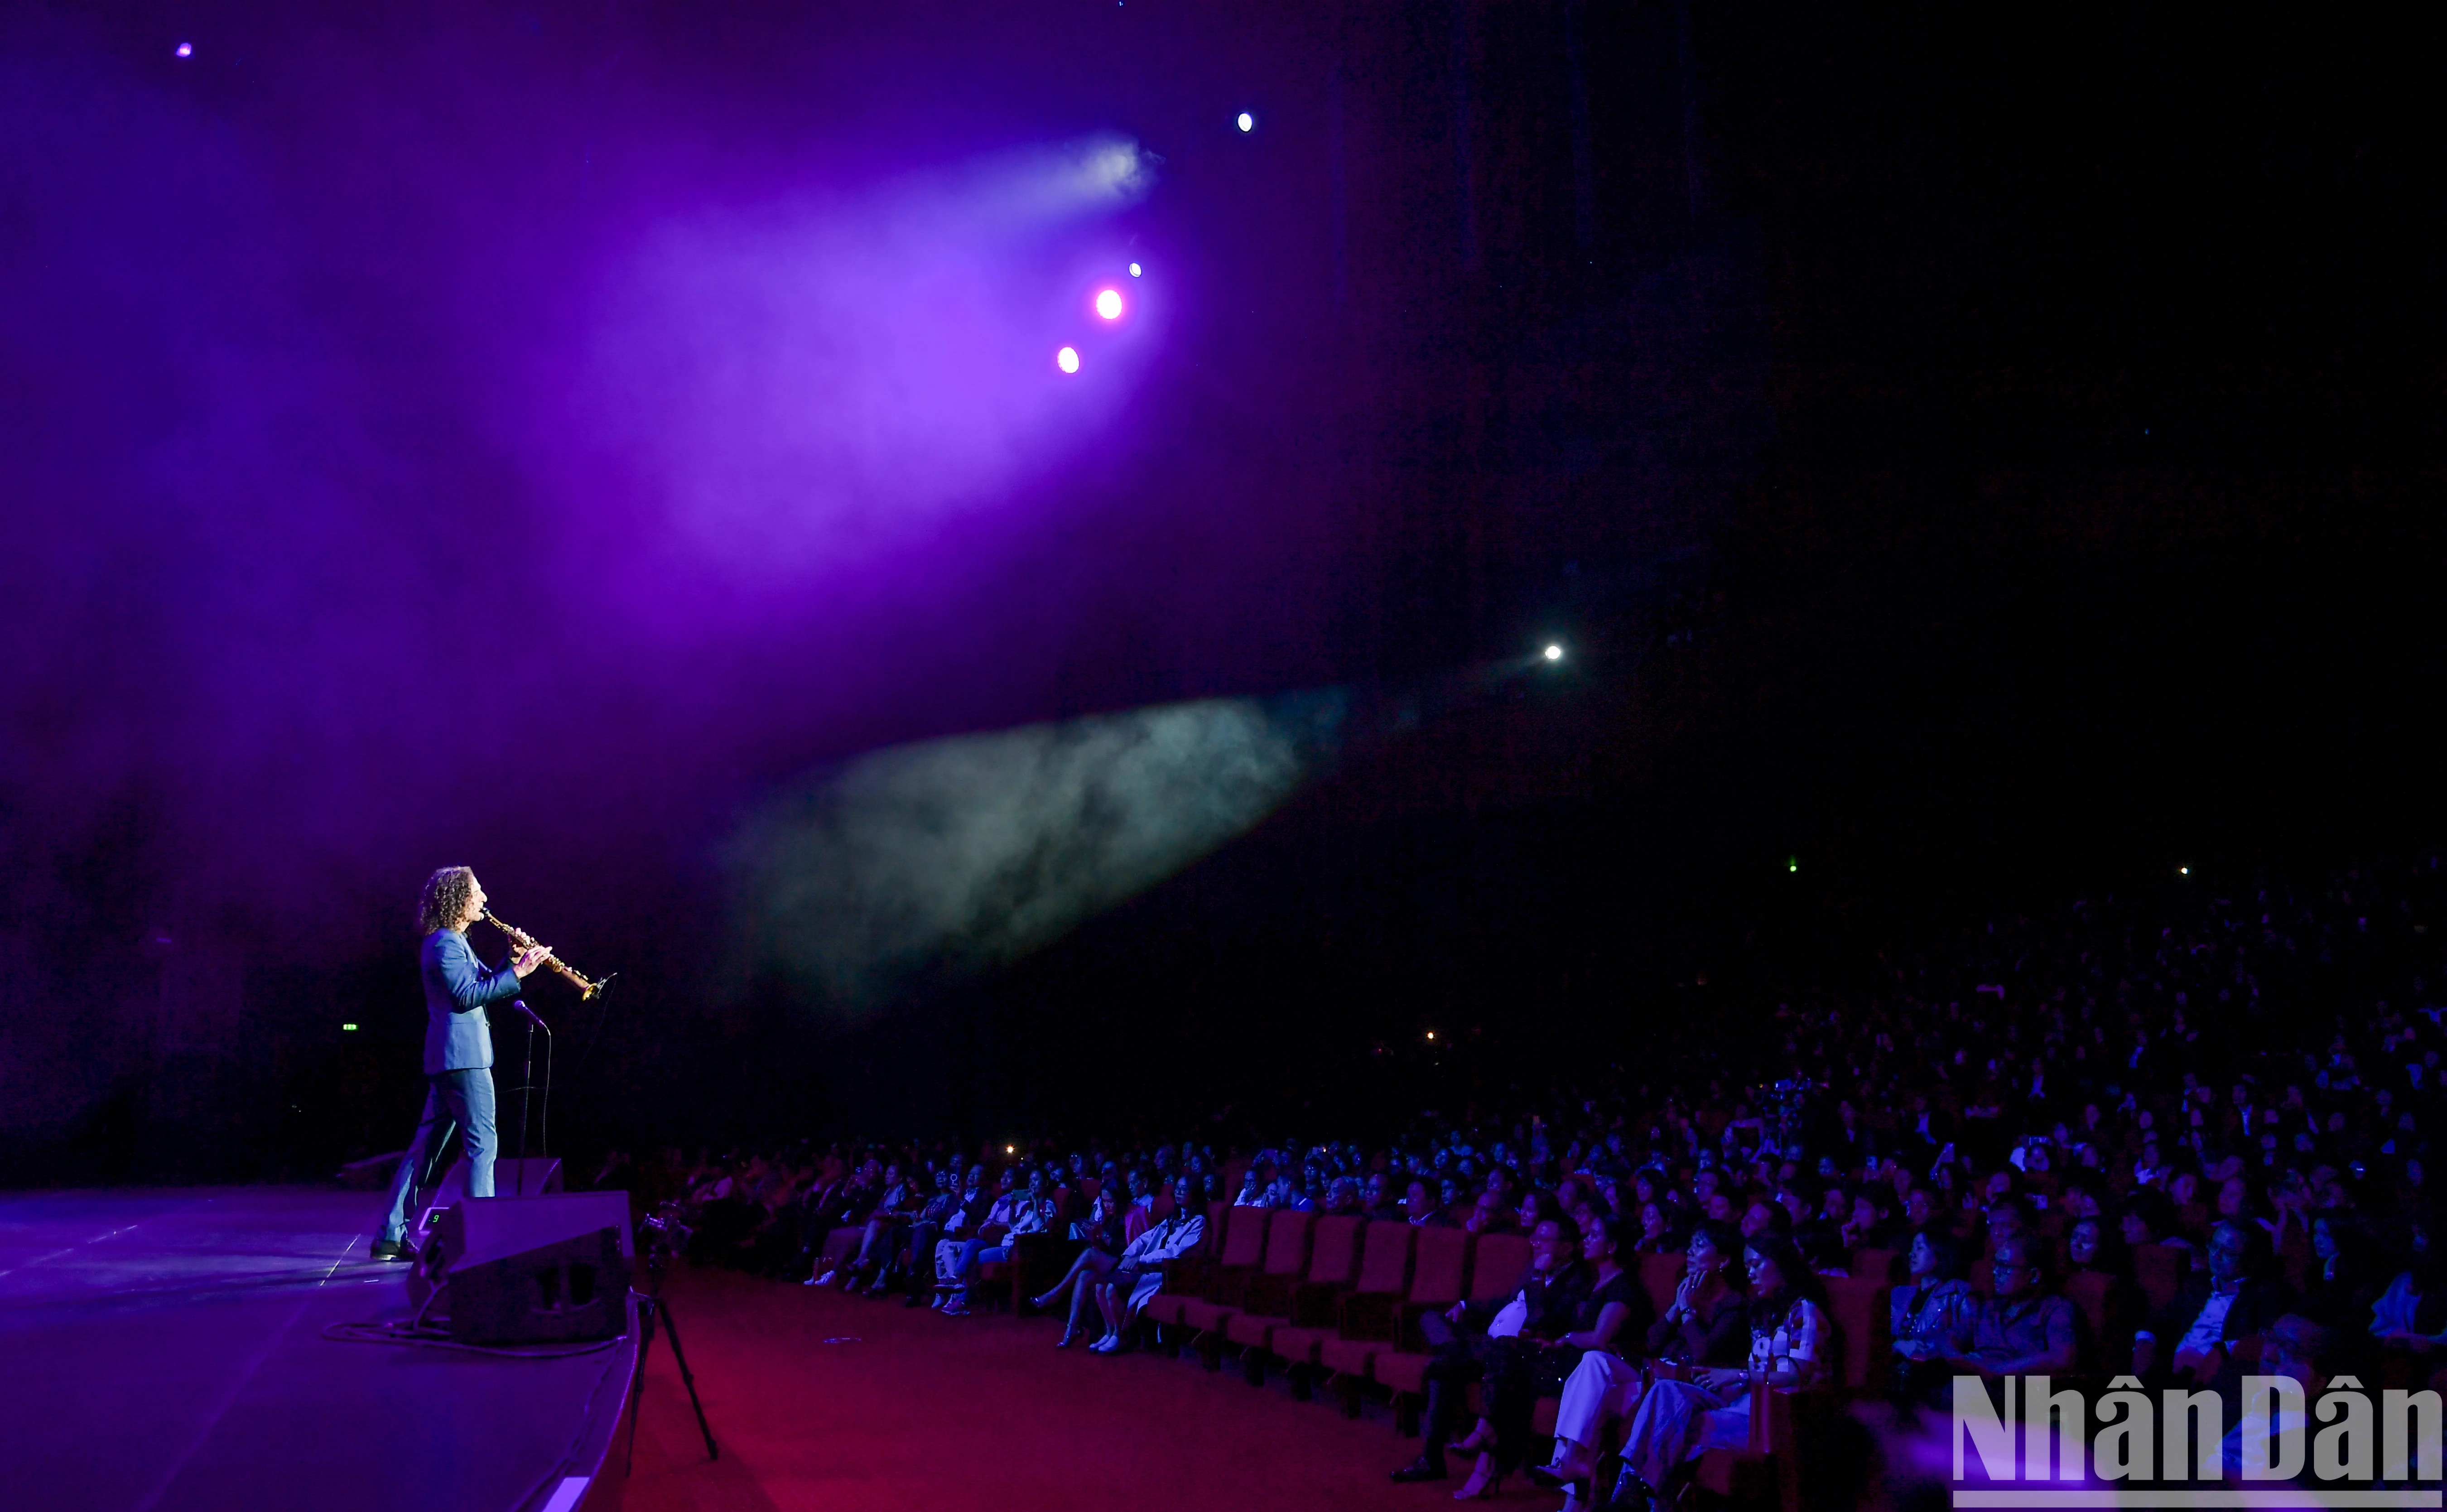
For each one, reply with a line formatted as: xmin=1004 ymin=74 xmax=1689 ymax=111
xmin=481 ymin=910 xmax=611 ymax=1000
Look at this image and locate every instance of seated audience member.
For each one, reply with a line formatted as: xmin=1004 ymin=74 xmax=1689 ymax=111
xmin=2122 ymin=1190 xmax=2188 ymax=1252
xmin=1388 ymin=1216 xmax=1591 ymax=1490
xmin=1531 ymin=1214 xmax=1664 ymax=1490
xmin=943 ymin=1168 xmax=1055 ymax=1316
xmin=1088 ymin=1176 xmax=1209 ymax=1352
xmin=1632 ymin=1200 xmax=1681 ymax=1256
xmin=1936 ymin=1234 xmax=2078 ymax=1378
xmin=1465 ymin=1189 xmax=1518 ymax=1234
xmin=2371 ymin=1209 xmax=2447 ymax=1352
xmin=1402 ymin=1176 xmax=1445 ymax=1226
xmin=2298 ymin=1212 xmax=2382 ymax=1332
xmin=1797 ymin=1219 xmax=1852 ymax=1276
xmin=1320 ymin=1176 xmax=1362 ymax=1216
xmin=1233 ymin=1161 xmax=1275 ymax=1208
xmin=1119 ymin=1167 xmax=1157 ymax=1246
xmin=2066 ymin=1213 xmax=2130 ymax=1278
xmin=932 ymin=1165 xmax=1014 ymax=1308
xmin=2135 ymin=1220 xmax=2298 ymax=1388
xmin=1365 ymin=1172 xmax=1405 ymax=1222
xmin=2219 ymin=1315 xmax=2350 ymax=1482
xmin=838 ymin=1162 xmax=920 ymax=1290
xmin=1575 ymin=1218 xmax=1748 ymax=1470
xmin=1609 ymin=1235 xmax=1830 ymax=1512
xmin=887 ymin=1166 xmax=963 ymax=1302
xmin=1030 ymin=1188 xmax=1127 ymax=1347
xmin=1842 ymin=1188 xmax=1896 ymax=1252
xmin=1888 ymin=1229 xmax=1978 ymax=1406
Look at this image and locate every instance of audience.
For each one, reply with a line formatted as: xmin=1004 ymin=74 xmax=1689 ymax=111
xmin=608 ymin=852 xmax=2447 ymax=1503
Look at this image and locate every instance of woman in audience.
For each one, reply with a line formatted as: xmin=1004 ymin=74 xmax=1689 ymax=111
xmin=1632 ymin=1201 xmax=1680 ymax=1256
xmin=1029 ymin=1187 xmax=1127 ymax=1347
xmin=2299 ymin=1211 xmax=2382 ymax=1331
xmin=2371 ymin=1209 xmax=2447 ymax=1352
xmin=1888 ymin=1229 xmax=1975 ymax=1407
xmin=1527 ymin=1214 xmax=1662 ymax=1492
xmin=1539 ymin=1219 xmax=1748 ymax=1495
xmin=1609 ymin=1235 xmax=1830 ymax=1512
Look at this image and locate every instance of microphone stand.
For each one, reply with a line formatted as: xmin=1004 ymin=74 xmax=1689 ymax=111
xmin=508 ymin=998 xmax=551 ymax=1196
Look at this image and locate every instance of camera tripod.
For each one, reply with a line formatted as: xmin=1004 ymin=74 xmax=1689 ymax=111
xmin=625 ymin=1238 xmax=718 ymax=1472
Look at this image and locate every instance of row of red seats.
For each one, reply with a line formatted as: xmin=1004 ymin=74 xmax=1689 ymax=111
xmin=1127 ymin=1204 xmax=1891 ymax=1512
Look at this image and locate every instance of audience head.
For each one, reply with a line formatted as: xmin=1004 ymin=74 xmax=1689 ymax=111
xmin=1989 ymin=1234 xmax=2045 ymax=1300
xmin=1582 ymin=1211 xmax=1625 ymax=1267
xmin=1743 ymin=1234 xmax=1819 ymax=1306
xmin=1908 ymin=1228 xmax=1965 ymax=1284
xmin=1686 ymin=1218 xmax=1742 ymax=1284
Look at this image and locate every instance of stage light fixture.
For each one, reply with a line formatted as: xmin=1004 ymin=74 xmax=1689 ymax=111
xmin=1056 ymin=346 xmax=1080 ymax=374
xmin=1095 ymin=289 xmax=1123 ymax=320
xmin=342 ymin=1022 xmax=359 ymax=1031
xmin=1128 ymin=262 xmax=1143 ymax=277
xmin=174 ymin=40 xmax=193 ymax=57
xmin=1543 ymin=644 xmax=1563 ymax=662
xmin=1236 ymin=111 xmax=1255 ymax=133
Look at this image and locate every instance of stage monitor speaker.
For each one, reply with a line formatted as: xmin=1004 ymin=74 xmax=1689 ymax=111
xmin=408 ymin=1191 xmax=633 ymax=1345
xmin=412 ymin=1157 xmax=563 ymax=1240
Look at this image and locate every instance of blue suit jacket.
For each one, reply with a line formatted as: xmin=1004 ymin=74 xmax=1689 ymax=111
xmin=420 ymin=928 xmax=523 ymax=1074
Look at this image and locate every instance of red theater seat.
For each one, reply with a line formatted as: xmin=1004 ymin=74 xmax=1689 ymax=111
xmin=1372 ymin=1233 xmax=1531 ymax=1429
xmin=1320 ymin=1224 xmax=1467 ymax=1421
xmin=1225 ymin=1213 xmax=1362 ymax=1390
xmin=1274 ymin=1221 xmax=1416 ymax=1416
xmin=1639 ymin=1251 xmax=1685 ymax=1318
xmin=1175 ymin=1210 xmax=1310 ymax=1367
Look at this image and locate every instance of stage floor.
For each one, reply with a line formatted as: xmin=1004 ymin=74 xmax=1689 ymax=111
xmin=0 ymin=1185 xmax=635 ymax=1512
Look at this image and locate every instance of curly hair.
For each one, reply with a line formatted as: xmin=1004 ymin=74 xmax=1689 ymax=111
xmin=417 ymin=867 xmax=477 ymax=934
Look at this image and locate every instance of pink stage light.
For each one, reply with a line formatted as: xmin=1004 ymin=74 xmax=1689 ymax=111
xmin=1056 ymin=346 xmax=1080 ymax=374
xmin=1094 ymin=289 xmax=1123 ymax=320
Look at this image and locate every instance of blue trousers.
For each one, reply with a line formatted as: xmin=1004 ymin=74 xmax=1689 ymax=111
xmin=380 ymin=1068 xmax=496 ymax=1242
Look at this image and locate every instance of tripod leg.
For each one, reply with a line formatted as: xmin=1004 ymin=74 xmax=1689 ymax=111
xmin=624 ymin=1298 xmax=657 ymax=1475
xmin=653 ymin=1295 xmax=720 ymax=1461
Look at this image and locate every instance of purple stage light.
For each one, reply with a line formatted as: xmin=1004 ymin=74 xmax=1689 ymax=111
xmin=174 ymin=41 xmax=193 ymax=57
xmin=1056 ymin=346 xmax=1080 ymax=374
xmin=1094 ymin=289 xmax=1122 ymax=320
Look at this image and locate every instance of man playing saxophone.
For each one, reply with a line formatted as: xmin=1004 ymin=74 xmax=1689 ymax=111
xmin=372 ymin=867 xmax=552 ymax=1262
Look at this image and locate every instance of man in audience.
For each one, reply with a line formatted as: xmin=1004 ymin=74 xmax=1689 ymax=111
xmin=1391 ymin=1216 xmax=1590 ymax=1486
xmin=1935 ymin=1235 xmax=2080 ymax=1377
xmin=2135 ymin=1221 xmax=2298 ymax=1392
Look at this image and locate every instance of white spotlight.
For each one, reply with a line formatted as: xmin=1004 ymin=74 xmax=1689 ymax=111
xmin=1095 ymin=289 xmax=1123 ymax=320
xmin=1056 ymin=346 xmax=1081 ymax=374
xmin=1543 ymin=644 xmax=1564 ymax=662
xmin=1236 ymin=111 xmax=1255 ymax=134
xmin=1127 ymin=262 xmax=1143 ymax=278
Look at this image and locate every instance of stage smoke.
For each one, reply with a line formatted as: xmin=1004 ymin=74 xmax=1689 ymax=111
xmin=724 ymin=692 xmax=1347 ymax=1010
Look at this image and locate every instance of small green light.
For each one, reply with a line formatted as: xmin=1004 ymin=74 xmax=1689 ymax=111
xmin=342 ymin=1022 xmax=359 ymax=1031
xmin=1787 ymin=856 xmax=1799 ymax=873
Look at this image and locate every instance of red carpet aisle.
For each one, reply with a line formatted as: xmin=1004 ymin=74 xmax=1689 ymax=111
xmin=590 ymin=1266 xmax=1472 ymax=1512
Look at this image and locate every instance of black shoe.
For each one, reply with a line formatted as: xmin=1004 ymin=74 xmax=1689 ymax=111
xmin=1390 ymin=1456 xmax=1449 ymax=1483
xmin=370 ymin=1239 xmax=411 ymax=1262
xmin=1528 ymin=1464 xmax=1580 ymax=1491
xmin=1603 ymin=1466 xmax=1653 ymax=1512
